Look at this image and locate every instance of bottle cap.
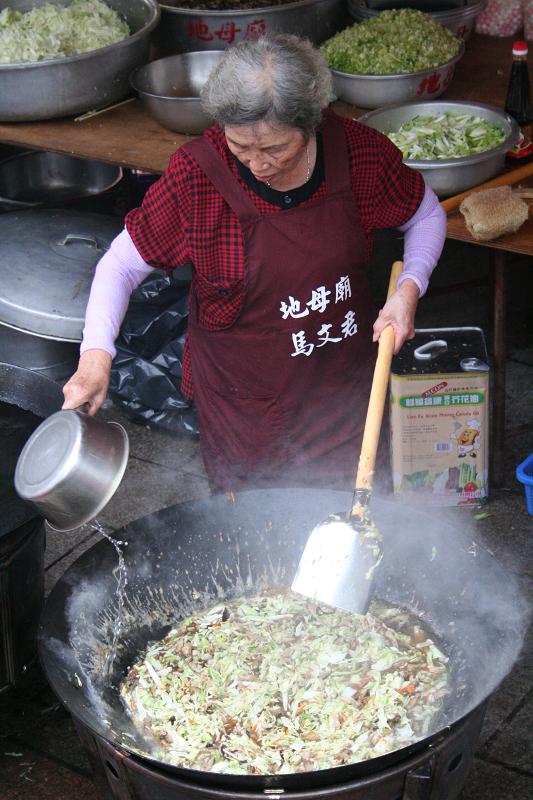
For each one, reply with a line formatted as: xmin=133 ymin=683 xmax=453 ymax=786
xmin=512 ymin=41 xmax=528 ymax=56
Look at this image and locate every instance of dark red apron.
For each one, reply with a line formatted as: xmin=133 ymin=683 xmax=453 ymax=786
xmin=184 ymin=114 xmax=376 ymax=492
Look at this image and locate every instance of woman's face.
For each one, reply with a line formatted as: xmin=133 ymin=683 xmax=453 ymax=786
xmin=224 ymin=121 xmax=307 ymax=185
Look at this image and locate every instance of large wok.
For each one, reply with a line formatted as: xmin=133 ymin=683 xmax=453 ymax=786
xmin=39 ymin=489 xmax=528 ymax=790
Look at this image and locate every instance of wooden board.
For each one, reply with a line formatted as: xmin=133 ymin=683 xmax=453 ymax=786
xmin=446 ymin=205 xmax=533 ymax=256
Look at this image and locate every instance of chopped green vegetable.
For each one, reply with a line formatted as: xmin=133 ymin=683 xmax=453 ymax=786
xmin=0 ymin=0 xmax=130 ymax=65
xmin=321 ymin=9 xmax=461 ymax=75
xmin=386 ymin=112 xmax=506 ymax=160
xmin=474 ymin=512 xmax=491 ymax=520
xmin=120 ymin=592 xmax=450 ymax=775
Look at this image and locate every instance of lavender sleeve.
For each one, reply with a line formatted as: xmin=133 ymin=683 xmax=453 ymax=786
xmin=397 ymin=184 xmax=446 ymax=297
xmin=80 ymin=228 xmax=153 ymax=358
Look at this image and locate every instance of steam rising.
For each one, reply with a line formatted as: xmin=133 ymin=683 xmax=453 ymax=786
xmin=39 ymin=489 xmax=530 ymax=775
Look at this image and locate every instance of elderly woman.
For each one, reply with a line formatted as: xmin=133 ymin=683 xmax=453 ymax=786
xmin=63 ymin=33 xmax=446 ymax=492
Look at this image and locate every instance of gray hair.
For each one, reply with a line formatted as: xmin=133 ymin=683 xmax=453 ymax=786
xmin=200 ymin=33 xmax=332 ymax=137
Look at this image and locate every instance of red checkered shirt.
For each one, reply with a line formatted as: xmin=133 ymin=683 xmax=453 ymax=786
xmin=125 ymin=110 xmax=424 ymax=399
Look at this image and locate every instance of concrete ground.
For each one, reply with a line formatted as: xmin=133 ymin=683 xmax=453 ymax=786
xmin=0 ymin=233 xmax=531 ymax=799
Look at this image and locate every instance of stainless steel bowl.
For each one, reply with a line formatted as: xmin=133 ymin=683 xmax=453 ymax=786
xmin=0 ymin=151 xmax=123 ymax=210
xmin=331 ymin=41 xmax=464 ymax=109
xmin=348 ymin=1 xmax=487 ymax=42
xmin=15 ymin=409 xmax=129 ymax=532
xmin=0 ymin=0 xmax=160 ymax=122
xmin=130 ymin=51 xmax=223 ymax=134
xmin=359 ymin=100 xmax=519 ymax=197
xmin=155 ymin=0 xmax=348 ymax=56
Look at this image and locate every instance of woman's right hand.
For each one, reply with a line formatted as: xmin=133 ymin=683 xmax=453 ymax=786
xmin=62 ymin=349 xmax=113 ymax=416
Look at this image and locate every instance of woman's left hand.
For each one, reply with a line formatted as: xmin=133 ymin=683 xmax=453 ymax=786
xmin=372 ymin=278 xmax=420 ymax=354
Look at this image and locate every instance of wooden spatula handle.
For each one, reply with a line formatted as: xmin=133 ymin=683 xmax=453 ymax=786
xmin=441 ymin=160 xmax=533 ymax=214
xmin=355 ymin=260 xmax=403 ymax=493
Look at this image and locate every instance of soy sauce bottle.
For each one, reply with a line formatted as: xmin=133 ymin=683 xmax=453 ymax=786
xmin=505 ymin=41 xmax=533 ymax=163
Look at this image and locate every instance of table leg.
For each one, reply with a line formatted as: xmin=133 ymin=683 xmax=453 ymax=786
xmin=490 ymin=250 xmax=507 ymax=488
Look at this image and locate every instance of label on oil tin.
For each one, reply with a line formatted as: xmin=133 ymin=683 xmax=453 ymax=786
xmin=390 ymin=328 xmax=489 ymax=507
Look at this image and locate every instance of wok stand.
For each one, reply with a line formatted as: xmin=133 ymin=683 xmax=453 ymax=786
xmin=74 ymin=704 xmax=487 ymax=800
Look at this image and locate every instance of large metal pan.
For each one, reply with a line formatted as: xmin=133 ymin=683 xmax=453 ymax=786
xmin=39 ymin=489 xmax=528 ymax=789
xmin=0 ymin=0 xmax=160 ymax=121
xmin=0 ymin=151 xmax=123 ymax=211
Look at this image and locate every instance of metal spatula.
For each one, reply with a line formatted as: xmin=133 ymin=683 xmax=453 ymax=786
xmin=292 ymin=260 xmax=402 ymax=615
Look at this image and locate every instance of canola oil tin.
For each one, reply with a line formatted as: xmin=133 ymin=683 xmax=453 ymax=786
xmin=390 ymin=327 xmax=489 ymax=507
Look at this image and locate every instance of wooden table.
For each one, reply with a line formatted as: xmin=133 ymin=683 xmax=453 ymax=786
xmin=0 ymin=34 xmax=517 ymax=172
xmin=0 ymin=33 xmax=528 ymax=487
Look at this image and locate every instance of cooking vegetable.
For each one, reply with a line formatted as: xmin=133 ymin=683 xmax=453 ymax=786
xmin=321 ymin=10 xmax=461 ymax=75
xmin=120 ymin=592 xmax=450 ymax=775
xmin=0 ymin=0 xmax=130 ymax=65
xmin=386 ymin=113 xmax=506 ymax=160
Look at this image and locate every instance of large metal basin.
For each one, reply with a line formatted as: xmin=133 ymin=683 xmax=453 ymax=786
xmin=154 ymin=0 xmax=348 ymax=56
xmin=360 ymin=100 xmax=518 ymax=197
xmin=0 ymin=0 xmax=160 ymax=121
xmin=130 ymin=51 xmax=223 ymax=134
xmin=331 ymin=44 xmax=464 ymax=109
xmin=348 ymin=0 xmax=487 ymax=41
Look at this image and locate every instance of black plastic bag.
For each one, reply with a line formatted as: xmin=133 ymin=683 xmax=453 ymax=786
xmin=109 ymin=268 xmax=199 ymax=435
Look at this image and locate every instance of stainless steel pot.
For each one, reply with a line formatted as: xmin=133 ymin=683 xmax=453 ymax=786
xmin=0 ymin=208 xmax=123 ymax=342
xmin=154 ymin=0 xmax=348 ymax=56
xmin=15 ymin=409 xmax=129 ymax=532
xmin=0 ymin=0 xmax=160 ymax=121
xmin=0 ymin=151 xmax=123 ymax=211
xmin=0 ymin=324 xmax=79 ymax=380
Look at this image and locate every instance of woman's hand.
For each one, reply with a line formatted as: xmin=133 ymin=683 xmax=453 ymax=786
xmin=372 ymin=279 xmax=420 ymax=354
xmin=62 ymin=349 xmax=113 ymax=416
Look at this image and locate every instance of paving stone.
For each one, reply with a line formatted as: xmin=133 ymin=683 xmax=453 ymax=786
xmin=45 ymin=531 xmax=102 ymax=597
xmin=44 ymin=525 xmax=103 ymax=570
xmin=95 ymin=455 xmax=210 ymax=531
xmin=471 ymin=493 xmax=533 ymax=577
xmin=460 ymin=757 xmax=533 ymax=800
xmin=98 ymin=401 xmax=204 ymax=475
xmin=474 ymin=576 xmax=532 ymax=748
xmin=483 ymin=695 xmax=533 ymax=772
xmin=0 ymin=744 xmax=99 ymax=800
xmin=480 ymin=662 xmax=532 ymax=747
xmin=0 ymin=665 xmax=92 ymax=776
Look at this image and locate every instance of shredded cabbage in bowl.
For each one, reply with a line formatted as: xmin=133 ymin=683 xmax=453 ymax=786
xmin=120 ymin=592 xmax=450 ymax=775
xmin=0 ymin=0 xmax=130 ymax=64
xmin=386 ymin=113 xmax=506 ymax=160
xmin=322 ymin=9 xmax=461 ymax=75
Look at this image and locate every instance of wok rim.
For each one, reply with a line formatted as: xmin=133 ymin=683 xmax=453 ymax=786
xmin=38 ymin=488 xmax=525 ymax=790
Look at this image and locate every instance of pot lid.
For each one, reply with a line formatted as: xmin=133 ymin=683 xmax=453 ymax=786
xmin=0 ymin=209 xmax=123 ymax=342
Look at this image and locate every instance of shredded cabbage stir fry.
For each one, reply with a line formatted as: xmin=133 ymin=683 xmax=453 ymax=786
xmin=0 ymin=0 xmax=130 ymax=64
xmin=322 ymin=9 xmax=461 ymax=75
xmin=120 ymin=593 xmax=450 ymax=775
xmin=386 ymin=113 xmax=506 ymax=160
